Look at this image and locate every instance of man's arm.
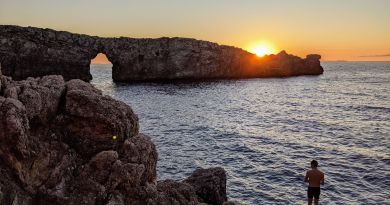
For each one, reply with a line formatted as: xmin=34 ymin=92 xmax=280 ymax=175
xmin=321 ymin=174 xmax=325 ymax=185
xmin=304 ymin=171 xmax=309 ymax=182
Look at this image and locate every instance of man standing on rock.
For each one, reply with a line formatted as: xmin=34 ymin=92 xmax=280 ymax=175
xmin=304 ymin=160 xmax=325 ymax=205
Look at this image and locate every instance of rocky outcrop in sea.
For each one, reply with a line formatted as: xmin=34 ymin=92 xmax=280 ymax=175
xmin=0 ymin=25 xmax=323 ymax=82
xmin=0 ymin=68 xmax=233 ymax=205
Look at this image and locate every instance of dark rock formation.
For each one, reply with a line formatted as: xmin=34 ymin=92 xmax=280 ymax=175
xmin=0 ymin=73 xmax=231 ymax=205
xmin=0 ymin=25 xmax=323 ymax=82
xmin=0 ymin=26 xmax=99 ymax=81
xmin=156 ymin=180 xmax=199 ymax=205
xmin=184 ymin=168 xmax=227 ymax=205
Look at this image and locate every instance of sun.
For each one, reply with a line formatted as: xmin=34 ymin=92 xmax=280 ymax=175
xmin=253 ymin=46 xmax=271 ymax=57
xmin=248 ymin=42 xmax=276 ymax=57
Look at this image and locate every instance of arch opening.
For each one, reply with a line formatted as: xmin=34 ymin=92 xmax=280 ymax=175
xmin=90 ymin=53 xmax=114 ymax=92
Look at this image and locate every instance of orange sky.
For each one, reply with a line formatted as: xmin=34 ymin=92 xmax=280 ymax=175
xmin=1 ymin=0 xmax=389 ymax=62
xmin=91 ymin=54 xmax=111 ymax=65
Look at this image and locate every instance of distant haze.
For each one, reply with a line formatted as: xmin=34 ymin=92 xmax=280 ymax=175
xmin=1 ymin=0 xmax=389 ymax=61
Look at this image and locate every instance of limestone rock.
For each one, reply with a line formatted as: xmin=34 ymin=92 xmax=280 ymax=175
xmin=0 ymin=25 xmax=323 ymax=82
xmin=0 ymin=96 xmax=30 ymax=161
xmin=3 ymin=75 xmax=65 ymax=124
xmin=0 ymin=25 xmax=98 ymax=81
xmin=184 ymin=167 xmax=228 ymax=205
xmin=66 ymin=79 xmax=102 ymax=95
xmin=0 ymin=73 xmax=232 ymax=205
xmin=119 ymin=134 xmax=158 ymax=183
xmin=157 ymin=179 xmax=199 ymax=205
xmin=0 ymin=162 xmax=34 ymax=205
xmin=60 ymin=79 xmax=139 ymax=157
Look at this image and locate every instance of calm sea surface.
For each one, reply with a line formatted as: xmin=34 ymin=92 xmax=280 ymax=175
xmin=91 ymin=62 xmax=390 ymax=205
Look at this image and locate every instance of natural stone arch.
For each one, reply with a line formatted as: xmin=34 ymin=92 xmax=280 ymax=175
xmin=0 ymin=25 xmax=323 ymax=82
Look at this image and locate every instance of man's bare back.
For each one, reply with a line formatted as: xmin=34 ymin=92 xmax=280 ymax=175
xmin=305 ymin=169 xmax=325 ymax=187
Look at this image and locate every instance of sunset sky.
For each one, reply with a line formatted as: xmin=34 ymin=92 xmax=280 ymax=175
xmin=0 ymin=0 xmax=389 ymax=61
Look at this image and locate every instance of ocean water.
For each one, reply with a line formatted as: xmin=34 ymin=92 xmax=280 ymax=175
xmin=90 ymin=62 xmax=390 ymax=205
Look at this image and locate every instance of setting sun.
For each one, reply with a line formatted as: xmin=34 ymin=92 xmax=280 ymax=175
xmin=248 ymin=42 xmax=277 ymax=57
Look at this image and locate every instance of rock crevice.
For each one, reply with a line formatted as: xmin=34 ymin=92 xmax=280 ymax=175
xmin=0 ymin=25 xmax=323 ymax=82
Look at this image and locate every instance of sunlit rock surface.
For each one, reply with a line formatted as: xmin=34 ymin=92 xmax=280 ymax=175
xmin=0 ymin=74 xmax=232 ymax=205
xmin=0 ymin=25 xmax=323 ymax=82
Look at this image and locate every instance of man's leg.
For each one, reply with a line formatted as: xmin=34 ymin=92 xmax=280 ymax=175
xmin=314 ymin=188 xmax=320 ymax=205
xmin=308 ymin=197 xmax=313 ymax=205
xmin=308 ymin=188 xmax=313 ymax=205
xmin=314 ymin=198 xmax=319 ymax=205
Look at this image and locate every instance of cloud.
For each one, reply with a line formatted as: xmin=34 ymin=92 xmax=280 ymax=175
xmin=359 ymin=54 xmax=390 ymax=58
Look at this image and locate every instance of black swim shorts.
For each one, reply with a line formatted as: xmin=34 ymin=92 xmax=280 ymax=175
xmin=307 ymin=187 xmax=320 ymax=199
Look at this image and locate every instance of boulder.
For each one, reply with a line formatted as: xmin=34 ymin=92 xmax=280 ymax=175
xmin=59 ymin=79 xmax=139 ymax=157
xmin=157 ymin=180 xmax=199 ymax=205
xmin=184 ymin=167 xmax=228 ymax=205
xmin=66 ymin=79 xmax=102 ymax=95
xmin=119 ymin=134 xmax=158 ymax=183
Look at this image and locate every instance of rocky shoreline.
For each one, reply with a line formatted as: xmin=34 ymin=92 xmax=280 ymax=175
xmin=0 ymin=25 xmax=323 ymax=82
xmin=0 ymin=67 xmax=234 ymax=205
xmin=0 ymin=25 xmax=324 ymax=205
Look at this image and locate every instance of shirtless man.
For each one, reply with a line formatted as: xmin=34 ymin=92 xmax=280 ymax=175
xmin=304 ymin=160 xmax=325 ymax=205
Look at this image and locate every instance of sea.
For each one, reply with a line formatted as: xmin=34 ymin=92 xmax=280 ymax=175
xmin=91 ymin=62 xmax=390 ymax=205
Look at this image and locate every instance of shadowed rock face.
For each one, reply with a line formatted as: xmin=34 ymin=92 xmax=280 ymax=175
xmin=184 ymin=167 xmax=227 ymax=205
xmin=0 ymin=25 xmax=323 ymax=82
xmin=0 ymin=73 xmax=232 ymax=205
xmin=0 ymin=25 xmax=100 ymax=81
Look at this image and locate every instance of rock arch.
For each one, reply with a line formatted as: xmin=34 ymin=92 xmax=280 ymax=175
xmin=0 ymin=25 xmax=323 ymax=82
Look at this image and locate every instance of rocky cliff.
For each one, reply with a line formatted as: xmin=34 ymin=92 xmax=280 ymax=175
xmin=0 ymin=25 xmax=323 ymax=82
xmin=0 ymin=69 xmax=232 ymax=205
